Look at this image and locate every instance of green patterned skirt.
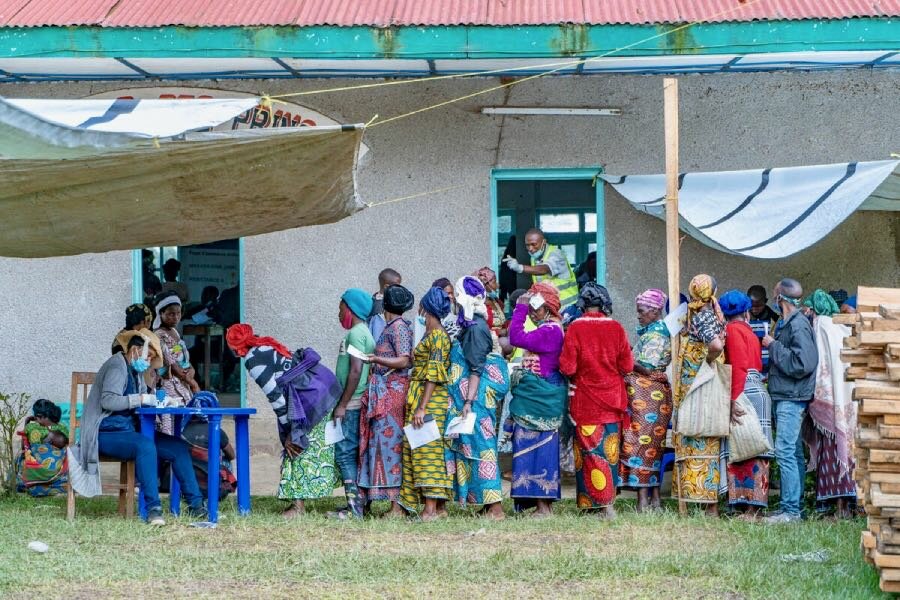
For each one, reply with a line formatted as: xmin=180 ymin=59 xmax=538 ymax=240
xmin=277 ymin=421 xmax=338 ymax=500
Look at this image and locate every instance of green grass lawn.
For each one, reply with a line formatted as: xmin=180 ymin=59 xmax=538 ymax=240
xmin=0 ymin=494 xmax=884 ymax=599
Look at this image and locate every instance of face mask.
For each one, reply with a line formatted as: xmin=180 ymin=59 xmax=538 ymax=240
xmin=340 ymin=308 xmax=355 ymax=330
xmin=487 ymin=290 xmax=500 ymax=300
xmin=131 ymin=338 xmax=151 ymax=373
xmin=528 ymin=243 xmax=546 ymax=260
xmin=413 ymin=314 xmax=427 ymax=347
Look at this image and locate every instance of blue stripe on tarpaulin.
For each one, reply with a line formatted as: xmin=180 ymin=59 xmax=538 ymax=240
xmin=77 ymin=98 xmax=139 ymax=128
xmin=733 ymin=162 xmax=859 ymax=252
xmin=699 ymin=168 xmax=772 ymax=230
xmin=632 ymin=172 xmax=686 ymax=206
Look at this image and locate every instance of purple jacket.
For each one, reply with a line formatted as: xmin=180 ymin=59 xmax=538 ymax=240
xmin=276 ymin=348 xmax=342 ymax=450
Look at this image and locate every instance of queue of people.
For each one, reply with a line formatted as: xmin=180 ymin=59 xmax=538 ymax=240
xmin=32 ymin=226 xmax=857 ymax=525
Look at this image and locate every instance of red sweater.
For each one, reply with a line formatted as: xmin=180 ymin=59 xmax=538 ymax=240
xmin=559 ymin=313 xmax=634 ymax=425
xmin=725 ymin=320 xmax=763 ymax=401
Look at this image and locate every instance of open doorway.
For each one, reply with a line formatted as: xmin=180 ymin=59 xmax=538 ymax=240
xmin=134 ymin=239 xmax=243 ymax=407
xmin=491 ymin=168 xmax=605 ymax=302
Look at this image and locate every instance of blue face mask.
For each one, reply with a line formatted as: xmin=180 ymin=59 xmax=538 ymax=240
xmin=416 ymin=314 xmax=426 ymax=326
xmin=528 ymin=243 xmax=546 ymax=260
xmin=487 ymin=290 xmax=500 ymax=300
xmin=132 ymin=358 xmax=150 ymax=374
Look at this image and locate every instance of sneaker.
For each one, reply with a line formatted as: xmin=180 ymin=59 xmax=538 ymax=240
xmin=146 ymin=508 xmax=166 ymax=526
xmin=186 ymin=505 xmax=209 ymax=521
xmin=764 ymin=511 xmax=802 ymax=524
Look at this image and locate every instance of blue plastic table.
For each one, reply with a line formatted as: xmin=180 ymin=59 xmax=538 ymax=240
xmin=136 ymin=406 xmax=256 ymax=523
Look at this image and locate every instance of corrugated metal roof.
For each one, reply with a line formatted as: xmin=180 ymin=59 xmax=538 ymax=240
xmin=2 ymin=0 xmax=899 ymax=27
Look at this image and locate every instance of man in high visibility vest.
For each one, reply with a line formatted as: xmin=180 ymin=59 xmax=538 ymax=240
xmin=502 ymin=228 xmax=579 ymax=312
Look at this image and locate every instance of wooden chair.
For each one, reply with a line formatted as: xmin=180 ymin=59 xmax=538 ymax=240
xmin=66 ymin=371 xmax=137 ymax=520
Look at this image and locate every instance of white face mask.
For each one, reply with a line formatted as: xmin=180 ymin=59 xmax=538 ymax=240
xmin=413 ymin=314 xmax=427 ymax=347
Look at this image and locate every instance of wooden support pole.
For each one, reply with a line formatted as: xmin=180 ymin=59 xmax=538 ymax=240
xmin=664 ymin=77 xmax=687 ymax=516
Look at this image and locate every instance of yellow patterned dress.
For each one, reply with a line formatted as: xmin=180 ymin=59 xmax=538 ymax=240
xmin=399 ymin=328 xmax=453 ymax=511
xmin=673 ymin=306 xmax=726 ymax=504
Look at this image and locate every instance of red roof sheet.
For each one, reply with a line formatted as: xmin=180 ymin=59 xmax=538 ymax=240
xmin=2 ymin=0 xmax=899 ymax=27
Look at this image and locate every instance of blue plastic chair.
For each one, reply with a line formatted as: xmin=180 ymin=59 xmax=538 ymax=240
xmin=658 ymin=421 xmax=675 ymax=488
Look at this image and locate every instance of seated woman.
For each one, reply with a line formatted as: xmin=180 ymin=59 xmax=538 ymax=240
xmin=16 ymin=399 xmax=69 ymax=496
xmin=153 ymin=292 xmax=200 ymax=435
xmin=68 ymin=330 xmax=206 ymax=526
xmin=110 ymin=303 xmax=153 ymax=354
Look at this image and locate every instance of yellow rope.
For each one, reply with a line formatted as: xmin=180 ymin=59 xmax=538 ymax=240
xmin=364 ymin=185 xmax=465 ymax=207
xmin=270 ymin=0 xmax=763 ymax=104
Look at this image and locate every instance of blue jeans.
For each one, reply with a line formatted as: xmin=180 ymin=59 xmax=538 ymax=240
xmin=334 ymin=408 xmax=364 ymax=515
xmin=98 ymin=430 xmax=203 ymax=513
xmin=774 ymin=401 xmax=807 ymax=516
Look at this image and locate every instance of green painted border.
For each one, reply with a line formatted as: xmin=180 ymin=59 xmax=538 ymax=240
xmin=490 ymin=166 xmax=605 ymax=286
xmin=0 ymin=19 xmax=896 ymax=59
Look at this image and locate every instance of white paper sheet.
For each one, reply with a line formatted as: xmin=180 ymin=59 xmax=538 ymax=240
xmin=445 ymin=412 xmax=476 ymax=436
xmin=404 ymin=418 xmax=440 ymax=449
xmin=324 ymin=419 xmax=345 ymax=445
xmin=529 ymin=293 xmax=545 ymax=310
xmin=346 ymin=344 xmax=370 ymax=362
xmin=665 ymin=302 xmax=688 ymax=337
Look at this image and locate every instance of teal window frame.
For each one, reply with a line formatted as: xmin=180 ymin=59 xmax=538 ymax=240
xmin=131 ymin=238 xmax=247 ymax=407
xmin=490 ymin=167 xmax=606 ymax=285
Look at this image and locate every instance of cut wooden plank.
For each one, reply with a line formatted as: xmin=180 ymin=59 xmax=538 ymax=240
xmin=880 ymin=303 xmax=900 ymax=320
xmin=881 ymin=482 xmax=900 ymax=494
xmin=857 ymin=388 xmax=900 ymax=404
xmin=887 ymin=362 xmax=900 ymax=381
xmin=861 ymin=331 xmax=900 ymax=345
xmin=834 ymin=313 xmax=859 ymax=326
xmin=870 ymin=355 xmax=888 ymax=369
xmin=888 ymin=344 xmax=900 ymax=359
xmin=878 ymin=425 xmax=900 ymax=439
xmin=874 ymin=320 xmax=900 ymax=332
xmin=881 ymin=569 xmax=900 ymax=582
xmin=871 ymin=451 xmax=900 ymax=464
xmin=881 ymin=579 xmax=900 ymax=593
xmin=862 ymin=399 xmax=900 ymax=415
xmin=882 ymin=414 xmax=900 ymax=426
xmin=864 ymin=530 xmax=878 ymax=548
xmin=858 ymin=287 xmax=900 ymax=312
xmin=874 ymin=549 xmax=900 ymax=568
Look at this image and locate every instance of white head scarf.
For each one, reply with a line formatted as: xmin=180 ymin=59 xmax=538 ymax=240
xmin=152 ymin=294 xmax=182 ymax=329
xmin=454 ymin=276 xmax=488 ymax=323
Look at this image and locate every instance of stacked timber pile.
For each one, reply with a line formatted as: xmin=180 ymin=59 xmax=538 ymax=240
xmin=848 ymin=287 xmax=900 ymax=594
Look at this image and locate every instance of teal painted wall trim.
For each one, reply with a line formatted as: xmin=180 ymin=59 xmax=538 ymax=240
xmin=490 ymin=166 xmax=606 ymax=286
xmin=0 ymin=19 xmax=896 ymax=59
xmin=131 ymin=249 xmax=143 ymax=304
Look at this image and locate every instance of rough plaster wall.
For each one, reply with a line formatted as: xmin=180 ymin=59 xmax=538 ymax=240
xmin=0 ymin=70 xmax=897 ymax=408
xmin=0 ymin=252 xmax=131 ymax=400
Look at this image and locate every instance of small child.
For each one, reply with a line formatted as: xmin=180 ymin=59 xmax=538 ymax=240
xmin=24 ymin=399 xmax=69 ymax=449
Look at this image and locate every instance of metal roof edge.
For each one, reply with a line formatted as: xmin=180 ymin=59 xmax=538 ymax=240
xmin=0 ymin=20 xmax=895 ymax=60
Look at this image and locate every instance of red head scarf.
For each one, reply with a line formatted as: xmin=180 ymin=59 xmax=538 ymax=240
xmin=226 ymin=323 xmax=292 ymax=359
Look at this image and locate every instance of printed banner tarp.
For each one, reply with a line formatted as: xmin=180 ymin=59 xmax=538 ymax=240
xmin=602 ymin=159 xmax=899 ymax=259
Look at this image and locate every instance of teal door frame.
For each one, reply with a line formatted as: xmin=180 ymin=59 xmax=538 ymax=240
xmin=490 ymin=167 xmax=606 ymax=285
xmin=131 ymin=238 xmax=247 ymax=407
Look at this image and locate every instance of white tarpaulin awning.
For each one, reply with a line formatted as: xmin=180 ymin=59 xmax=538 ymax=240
xmin=602 ymin=159 xmax=900 ymax=259
xmin=0 ymin=96 xmax=364 ymax=257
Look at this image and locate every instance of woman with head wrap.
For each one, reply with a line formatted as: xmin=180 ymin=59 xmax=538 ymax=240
xmin=358 ymin=284 xmax=415 ymax=517
xmin=331 ymin=288 xmax=376 ymax=519
xmin=399 ymin=286 xmax=454 ymax=520
xmin=111 ymin=303 xmax=153 ymax=354
xmin=620 ymin=289 xmax=673 ymax=512
xmin=719 ymin=290 xmax=774 ymax=519
xmin=226 ymin=324 xmax=337 ymax=519
xmin=474 ymin=267 xmax=508 ymax=340
xmin=503 ymin=281 xmax=567 ymax=516
xmin=446 ymin=276 xmax=510 ymax=519
xmin=432 ymin=277 xmax=461 ymax=341
xmin=152 ymin=291 xmax=199 ymax=435
xmin=673 ymin=274 xmax=727 ymax=515
xmin=803 ymin=289 xmax=856 ymax=518
xmin=559 ymin=282 xmax=633 ymax=518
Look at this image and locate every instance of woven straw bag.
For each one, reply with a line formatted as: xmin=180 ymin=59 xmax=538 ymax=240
xmin=727 ymin=393 xmax=773 ymax=462
xmin=675 ymin=361 xmax=731 ymax=438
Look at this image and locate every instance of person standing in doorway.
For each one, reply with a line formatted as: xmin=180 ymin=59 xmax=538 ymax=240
xmin=161 ymin=258 xmax=190 ymax=304
xmin=368 ymin=268 xmax=402 ymax=342
xmin=762 ymin=278 xmax=818 ymax=524
xmin=332 ymin=288 xmax=376 ymax=519
xmin=502 ymin=228 xmax=579 ymax=316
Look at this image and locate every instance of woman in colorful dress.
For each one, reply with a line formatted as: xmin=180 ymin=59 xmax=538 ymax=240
xmin=803 ymin=289 xmax=856 ymax=518
xmin=226 ymin=323 xmax=338 ymax=518
xmin=620 ymin=289 xmax=672 ymax=512
xmin=559 ymin=283 xmax=633 ymax=519
xmin=673 ymin=274 xmax=726 ymax=516
xmin=719 ymin=290 xmax=774 ymax=520
xmin=505 ymin=281 xmax=567 ymax=517
xmin=359 ymin=284 xmax=415 ymax=517
xmin=399 ymin=286 xmax=454 ymax=520
xmin=474 ymin=267 xmax=508 ymax=342
xmin=446 ymin=276 xmax=510 ymax=519
xmin=432 ymin=277 xmax=461 ymax=342
xmin=152 ymin=291 xmax=199 ymax=435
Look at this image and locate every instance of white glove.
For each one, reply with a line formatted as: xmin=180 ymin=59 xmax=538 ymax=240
xmin=140 ymin=394 xmax=158 ymax=407
xmin=502 ymin=256 xmax=524 ymax=274
xmin=163 ymin=396 xmax=180 ymax=408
